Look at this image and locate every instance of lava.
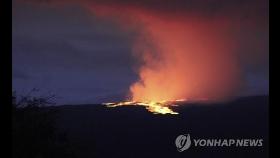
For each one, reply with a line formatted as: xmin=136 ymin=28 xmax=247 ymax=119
xmin=103 ymin=99 xmax=189 ymax=115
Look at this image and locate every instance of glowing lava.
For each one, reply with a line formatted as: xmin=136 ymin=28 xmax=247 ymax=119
xmin=103 ymin=99 xmax=188 ymax=115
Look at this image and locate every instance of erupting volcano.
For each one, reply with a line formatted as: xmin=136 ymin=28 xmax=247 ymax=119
xmin=94 ymin=4 xmax=241 ymax=114
xmin=21 ymin=0 xmax=267 ymax=114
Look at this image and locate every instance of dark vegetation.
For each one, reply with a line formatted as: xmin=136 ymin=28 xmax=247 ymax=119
xmin=12 ymin=91 xmax=76 ymax=158
xmin=12 ymin=90 xmax=268 ymax=158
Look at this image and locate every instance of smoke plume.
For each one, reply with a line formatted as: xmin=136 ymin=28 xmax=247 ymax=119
xmin=17 ymin=0 xmax=269 ymax=102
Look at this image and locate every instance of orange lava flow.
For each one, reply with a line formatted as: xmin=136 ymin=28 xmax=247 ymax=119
xmin=103 ymin=99 xmax=189 ymax=115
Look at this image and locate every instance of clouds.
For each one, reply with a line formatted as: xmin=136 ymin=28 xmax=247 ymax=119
xmin=13 ymin=2 xmax=135 ymax=70
xmin=13 ymin=0 xmax=269 ymax=103
xmin=19 ymin=0 xmax=268 ymax=15
xmin=20 ymin=0 xmax=268 ymax=63
xmin=12 ymin=3 xmax=137 ymax=104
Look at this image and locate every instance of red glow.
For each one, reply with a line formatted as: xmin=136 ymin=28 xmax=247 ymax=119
xmin=89 ymin=4 xmax=241 ymax=103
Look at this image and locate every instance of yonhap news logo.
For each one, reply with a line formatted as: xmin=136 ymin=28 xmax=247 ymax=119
xmin=175 ymin=134 xmax=191 ymax=152
xmin=175 ymin=133 xmax=263 ymax=152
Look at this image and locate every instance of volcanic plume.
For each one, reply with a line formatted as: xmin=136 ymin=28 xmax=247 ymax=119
xmin=18 ymin=0 xmax=268 ymax=114
xmin=89 ymin=4 xmax=242 ymax=102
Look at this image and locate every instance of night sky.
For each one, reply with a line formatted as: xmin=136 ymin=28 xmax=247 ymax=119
xmin=12 ymin=0 xmax=269 ymax=104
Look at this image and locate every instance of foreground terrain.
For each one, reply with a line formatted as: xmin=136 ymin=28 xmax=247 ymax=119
xmin=50 ymin=96 xmax=269 ymax=158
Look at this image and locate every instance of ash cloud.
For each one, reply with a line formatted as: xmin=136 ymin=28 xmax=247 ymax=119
xmin=14 ymin=0 xmax=269 ymax=103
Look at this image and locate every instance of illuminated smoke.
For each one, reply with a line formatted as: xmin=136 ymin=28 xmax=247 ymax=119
xmin=18 ymin=0 xmax=268 ymax=103
xmin=87 ymin=4 xmax=242 ymax=102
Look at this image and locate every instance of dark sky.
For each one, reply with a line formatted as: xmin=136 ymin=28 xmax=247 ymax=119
xmin=12 ymin=0 xmax=269 ymax=104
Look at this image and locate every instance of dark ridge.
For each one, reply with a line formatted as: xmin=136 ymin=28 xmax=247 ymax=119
xmin=44 ymin=95 xmax=268 ymax=158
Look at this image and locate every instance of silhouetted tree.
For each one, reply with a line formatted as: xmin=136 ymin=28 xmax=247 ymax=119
xmin=12 ymin=90 xmax=76 ymax=158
